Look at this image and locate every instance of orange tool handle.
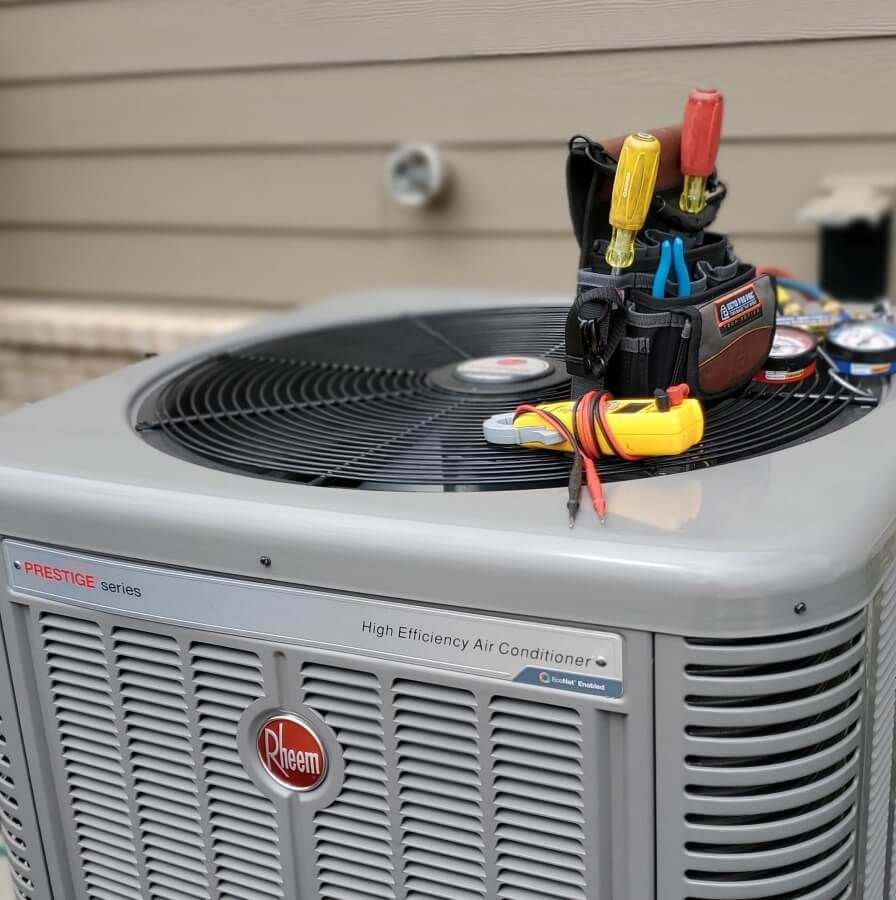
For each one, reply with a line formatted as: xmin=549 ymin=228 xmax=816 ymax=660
xmin=681 ymin=88 xmax=724 ymax=177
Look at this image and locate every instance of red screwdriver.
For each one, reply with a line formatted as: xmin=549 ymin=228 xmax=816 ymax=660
xmin=679 ymin=88 xmax=724 ymax=214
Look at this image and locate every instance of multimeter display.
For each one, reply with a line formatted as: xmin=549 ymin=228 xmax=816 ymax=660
xmin=612 ymin=401 xmax=653 ymax=414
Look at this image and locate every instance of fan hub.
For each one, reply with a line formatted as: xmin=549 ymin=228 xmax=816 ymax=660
xmin=455 ymin=355 xmax=551 ymax=384
xmin=428 ymin=355 xmax=568 ymax=395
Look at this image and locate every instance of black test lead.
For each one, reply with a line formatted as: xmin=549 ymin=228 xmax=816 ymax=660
xmin=567 ymin=453 xmax=583 ymax=528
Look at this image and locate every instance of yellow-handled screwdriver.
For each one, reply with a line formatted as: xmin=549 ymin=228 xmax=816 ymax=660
xmin=605 ymin=132 xmax=661 ymax=274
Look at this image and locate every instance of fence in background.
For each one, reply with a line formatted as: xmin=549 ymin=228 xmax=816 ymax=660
xmin=0 ymin=301 xmax=256 ymax=411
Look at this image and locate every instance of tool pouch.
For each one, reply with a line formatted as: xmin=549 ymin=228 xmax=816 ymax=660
xmin=564 ymin=135 xmax=776 ymax=400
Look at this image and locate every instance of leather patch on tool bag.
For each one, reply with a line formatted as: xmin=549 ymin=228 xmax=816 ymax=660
xmin=626 ymin=270 xmax=777 ymax=399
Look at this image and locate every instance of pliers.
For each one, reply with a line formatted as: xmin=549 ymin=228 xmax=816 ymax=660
xmin=652 ymin=236 xmax=691 ymax=299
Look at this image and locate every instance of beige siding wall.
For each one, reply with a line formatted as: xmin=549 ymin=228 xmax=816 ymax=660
xmin=0 ymin=1 xmax=894 ymax=321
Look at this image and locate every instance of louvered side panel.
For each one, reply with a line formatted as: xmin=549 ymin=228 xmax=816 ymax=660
xmin=490 ymin=697 xmax=587 ymax=900
xmin=39 ymin=612 xmax=143 ymax=900
xmin=191 ymin=643 xmax=284 ymax=900
xmin=114 ymin=628 xmax=212 ymax=900
xmin=0 ymin=619 xmax=50 ymax=899
xmin=393 ymin=680 xmax=484 ymax=900
xmin=657 ymin=612 xmax=866 ymax=899
xmin=0 ymin=708 xmax=36 ymax=900
xmin=15 ymin=561 xmax=648 ymax=900
xmin=302 ymin=663 xmax=395 ymax=900
xmin=864 ymin=565 xmax=896 ymax=900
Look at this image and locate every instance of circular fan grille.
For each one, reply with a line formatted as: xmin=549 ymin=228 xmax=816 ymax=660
xmin=137 ymin=305 xmax=881 ymax=491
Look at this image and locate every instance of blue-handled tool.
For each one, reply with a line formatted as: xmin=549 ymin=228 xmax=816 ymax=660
xmin=652 ymin=236 xmax=691 ymax=299
xmin=652 ymin=241 xmax=672 ymax=298
xmin=671 ymin=237 xmax=691 ymax=297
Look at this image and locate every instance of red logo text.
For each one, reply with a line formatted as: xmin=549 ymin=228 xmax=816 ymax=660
xmin=22 ymin=561 xmax=96 ymax=589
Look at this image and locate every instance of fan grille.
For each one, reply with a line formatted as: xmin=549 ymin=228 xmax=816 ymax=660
xmin=137 ymin=305 xmax=881 ymax=491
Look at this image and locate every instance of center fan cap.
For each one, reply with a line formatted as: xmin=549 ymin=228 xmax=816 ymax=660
xmin=454 ymin=355 xmax=552 ymax=384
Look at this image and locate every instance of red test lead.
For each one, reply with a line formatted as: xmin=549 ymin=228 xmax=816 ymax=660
xmin=514 ymin=389 xmax=694 ymax=526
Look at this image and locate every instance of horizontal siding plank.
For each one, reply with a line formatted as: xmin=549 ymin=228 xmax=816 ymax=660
xmin=0 ymin=151 xmax=385 ymax=230
xmin=1 ymin=141 xmax=894 ymax=238
xmin=1 ymin=38 xmax=894 ymax=152
xmin=1 ymin=0 xmax=894 ymax=82
xmin=0 ymin=230 xmax=577 ymax=304
xmin=0 ymin=229 xmax=822 ymax=307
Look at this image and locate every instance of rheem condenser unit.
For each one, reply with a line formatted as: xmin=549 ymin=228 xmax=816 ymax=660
xmin=0 ymin=291 xmax=892 ymax=900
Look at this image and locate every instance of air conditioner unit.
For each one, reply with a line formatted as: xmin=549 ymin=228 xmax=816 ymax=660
xmin=0 ymin=291 xmax=893 ymax=900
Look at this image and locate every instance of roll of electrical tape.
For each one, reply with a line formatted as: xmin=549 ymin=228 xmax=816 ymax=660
xmin=754 ymin=326 xmax=818 ymax=384
xmin=826 ymin=320 xmax=896 ymax=377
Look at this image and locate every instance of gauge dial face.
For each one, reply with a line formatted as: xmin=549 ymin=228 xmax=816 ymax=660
xmin=829 ymin=322 xmax=896 ymax=352
xmin=769 ymin=326 xmax=816 ymax=361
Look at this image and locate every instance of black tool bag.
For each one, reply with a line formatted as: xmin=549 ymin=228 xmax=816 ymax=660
xmin=564 ymin=135 xmax=776 ymax=400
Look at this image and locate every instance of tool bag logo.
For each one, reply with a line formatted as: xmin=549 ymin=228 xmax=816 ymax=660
xmin=715 ymin=284 xmax=763 ymax=334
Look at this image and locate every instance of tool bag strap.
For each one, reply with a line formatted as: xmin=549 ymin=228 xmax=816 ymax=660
xmin=565 ymin=287 xmax=627 ymax=383
xmin=567 ymin=136 xmax=617 ymax=267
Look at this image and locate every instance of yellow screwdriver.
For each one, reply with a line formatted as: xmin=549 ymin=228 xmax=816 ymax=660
xmin=605 ymin=132 xmax=661 ymax=274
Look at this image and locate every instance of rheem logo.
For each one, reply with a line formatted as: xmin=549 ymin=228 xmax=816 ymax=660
xmin=257 ymin=715 xmax=327 ymax=791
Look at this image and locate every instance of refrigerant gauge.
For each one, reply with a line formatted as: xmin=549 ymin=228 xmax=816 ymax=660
xmin=754 ymin=326 xmax=817 ymax=384
xmin=826 ymin=320 xmax=896 ymax=377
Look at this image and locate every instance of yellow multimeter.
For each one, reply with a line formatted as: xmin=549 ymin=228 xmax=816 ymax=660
xmin=483 ymin=393 xmax=704 ymax=457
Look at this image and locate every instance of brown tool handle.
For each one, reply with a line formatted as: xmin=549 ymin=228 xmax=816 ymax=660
xmin=596 ymin=126 xmax=683 ymax=198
